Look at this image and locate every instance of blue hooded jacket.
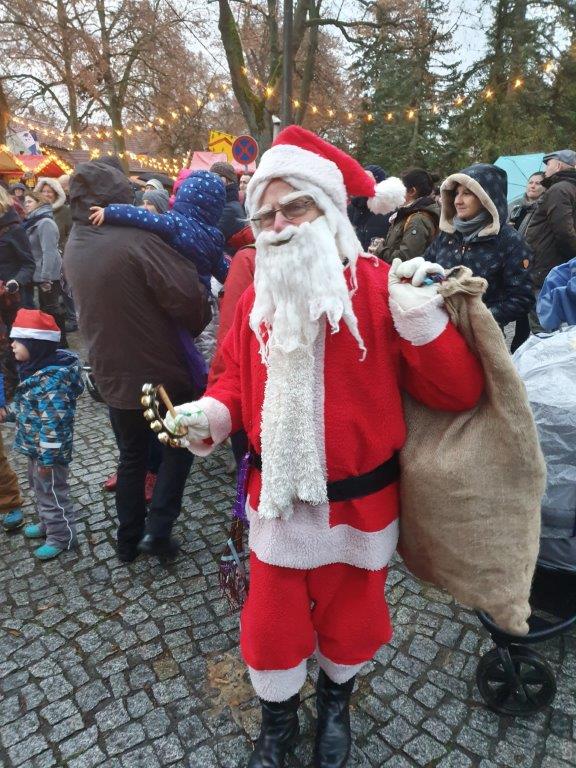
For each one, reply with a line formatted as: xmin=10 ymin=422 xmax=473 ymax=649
xmin=425 ymin=163 xmax=534 ymax=326
xmin=12 ymin=348 xmax=84 ymax=466
xmin=537 ymin=256 xmax=576 ymax=330
xmin=103 ymin=170 xmax=228 ymax=288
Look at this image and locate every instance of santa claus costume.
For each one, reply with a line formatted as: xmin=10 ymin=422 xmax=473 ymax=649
xmin=169 ymin=127 xmax=484 ymax=768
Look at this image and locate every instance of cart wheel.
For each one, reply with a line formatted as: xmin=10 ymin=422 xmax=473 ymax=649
xmin=476 ymin=645 xmax=556 ymax=716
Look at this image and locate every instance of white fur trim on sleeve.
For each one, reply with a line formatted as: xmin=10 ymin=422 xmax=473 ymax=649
xmin=389 ymin=294 xmax=449 ymax=346
xmin=367 ymin=177 xmax=406 ymax=215
xmin=184 ymin=395 xmax=231 ymax=457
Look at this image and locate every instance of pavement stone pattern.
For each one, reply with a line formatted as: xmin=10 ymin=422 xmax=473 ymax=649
xmin=1 ymin=334 xmax=575 ymax=768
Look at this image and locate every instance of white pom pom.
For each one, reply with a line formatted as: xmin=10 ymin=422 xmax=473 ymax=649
xmin=367 ymin=177 xmax=406 ymax=215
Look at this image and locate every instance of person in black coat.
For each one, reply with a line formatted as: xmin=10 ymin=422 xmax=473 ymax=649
xmin=0 ymin=189 xmax=36 ymax=420
xmin=210 ymin=161 xmax=246 ymax=247
xmin=424 ymin=163 xmax=534 ymax=327
xmin=0 ymin=189 xmax=35 ymax=311
xmin=347 ymin=164 xmax=391 ymax=251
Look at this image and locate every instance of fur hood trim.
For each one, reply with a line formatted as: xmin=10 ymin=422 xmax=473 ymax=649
xmin=440 ymin=173 xmax=500 ymax=238
xmin=34 ymin=177 xmax=67 ymax=211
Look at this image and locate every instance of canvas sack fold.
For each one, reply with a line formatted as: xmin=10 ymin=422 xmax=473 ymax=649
xmin=398 ymin=266 xmax=546 ymax=635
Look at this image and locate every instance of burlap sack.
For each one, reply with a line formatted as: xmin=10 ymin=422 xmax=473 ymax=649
xmin=398 ymin=267 xmax=546 ymax=635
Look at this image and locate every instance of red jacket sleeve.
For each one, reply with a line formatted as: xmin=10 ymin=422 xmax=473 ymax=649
xmin=204 ymin=290 xmax=254 ymax=434
xmin=399 ymin=322 xmax=485 ymax=411
xmin=208 ymin=246 xmax=255 ymax=387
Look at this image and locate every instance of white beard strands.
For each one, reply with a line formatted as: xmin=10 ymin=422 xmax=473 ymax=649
xmin=249 ymin=216 xmax=366 ymax=364
xmin=251 ymin=216 xmax=366 ymax=520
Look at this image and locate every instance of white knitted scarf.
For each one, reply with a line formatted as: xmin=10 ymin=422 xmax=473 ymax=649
xmin=251 ymin=216 xmax=365 ymax=520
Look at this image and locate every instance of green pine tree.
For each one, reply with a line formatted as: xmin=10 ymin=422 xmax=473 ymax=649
xmin=351 ymin=0 xmax=460 ymax=174
xmin=447 ymin=0 xmax=559 ymax=165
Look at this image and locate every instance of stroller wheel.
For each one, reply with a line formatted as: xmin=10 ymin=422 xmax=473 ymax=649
xmin=476 ymin=645 xmax=556 ymax=716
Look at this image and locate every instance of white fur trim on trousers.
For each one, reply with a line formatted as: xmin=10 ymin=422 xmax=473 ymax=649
xmin=248 ymin=649 xmax=365 ymax=702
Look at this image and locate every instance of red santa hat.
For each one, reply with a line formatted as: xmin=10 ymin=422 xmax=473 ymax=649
xmin=245 ymin=125 xmax=405 ymax=223
xmin=10 ymin=309 xmax=61 ymax=342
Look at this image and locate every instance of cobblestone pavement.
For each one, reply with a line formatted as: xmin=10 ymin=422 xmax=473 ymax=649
xmin=1 ymin=338 xmax=575 ymax=768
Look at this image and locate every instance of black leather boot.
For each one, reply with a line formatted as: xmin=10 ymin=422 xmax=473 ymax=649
xmin=313 ymin=670 xmax=355 ymax=768
xmin=137 ymin=534 xmax=179 ymax=559
xmin=248 ymin=694 xmax=300 ymax=768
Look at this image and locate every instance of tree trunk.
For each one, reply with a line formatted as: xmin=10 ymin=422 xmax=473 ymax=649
xmin=0 ymin=80 xmax=9 ymax=145
xmin=218 ymin=0 xmax=273 ymax=147
xmin=95 ymin=0 xmax=128 ymax=168
xmin=57 ymin=1 xmax=82 ymax=148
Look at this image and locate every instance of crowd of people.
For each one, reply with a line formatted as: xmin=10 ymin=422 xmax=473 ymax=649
xmin=0 ymin=132 xmax=575 ymax=767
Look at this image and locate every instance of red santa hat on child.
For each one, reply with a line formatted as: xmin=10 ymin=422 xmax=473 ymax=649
xmin=10 ymin=309 xmax=61 ymax=342
xmin=245 ymin=126 xmax=406 ymax=260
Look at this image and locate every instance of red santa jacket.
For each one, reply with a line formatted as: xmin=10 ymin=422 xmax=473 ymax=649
xmin=208 ymin=226 xmax=255 ymax=387
xmin=197 ymin=257 xmax=484 ymax=571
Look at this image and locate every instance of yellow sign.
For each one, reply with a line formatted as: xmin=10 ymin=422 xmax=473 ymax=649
xmin=208 ymin=130 xmax=236 ymax=161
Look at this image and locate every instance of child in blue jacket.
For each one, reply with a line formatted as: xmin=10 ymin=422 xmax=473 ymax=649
xmin=89 ymin=170 xmax=229 ymax=290
xmin=9 ymin=308 xmax=84 ymax=560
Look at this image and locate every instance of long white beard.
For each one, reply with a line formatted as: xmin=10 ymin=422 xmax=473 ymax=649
xmin=250 ymin=216 xmax=365 ymax=360
xmin=251 ymin=216 xmax=365 ymax=520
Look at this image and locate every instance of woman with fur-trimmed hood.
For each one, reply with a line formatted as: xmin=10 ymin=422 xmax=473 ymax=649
xmin=34 ymin=177 xmax=72 ymax=251
xmin=425 ymin=163 xmax=534 ymax=326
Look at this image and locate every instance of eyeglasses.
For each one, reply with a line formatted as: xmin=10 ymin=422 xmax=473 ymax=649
xmin=251 ymin=196 xmax=316 ymax=228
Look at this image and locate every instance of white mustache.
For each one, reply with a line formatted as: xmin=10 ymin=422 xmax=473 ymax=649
xmin=256 ymin=224 xmax=301 ymax=247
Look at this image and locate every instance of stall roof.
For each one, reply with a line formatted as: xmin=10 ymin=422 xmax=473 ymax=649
xmin=0 ymin=145 xmax=28 ymax=175
xmin=189 ymin=150 xmax=256 ymax=173
xmin=18 ymin=153 xmax=73 ymax=177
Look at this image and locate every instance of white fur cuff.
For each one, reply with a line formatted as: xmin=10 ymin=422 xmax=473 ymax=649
xmin=248 ymin=662 xmax=308 ymax=702
xmin=367 ymin=177 xmax=406 ymax=215
xmin=184 ymin=396 xmax=232 ymax=457
xmin=389 ymin=295 xmax=449 ymax=346
xmin=315 ymin=647 xmax=366 ymax=684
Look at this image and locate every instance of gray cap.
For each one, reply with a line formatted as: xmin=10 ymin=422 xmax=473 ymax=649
xmin=543 ymin=149 xmax=576 ymax=167
xmin=142 ymin=189 xmax=169 ymax=213
xmin=144 ymin=178 xmax=164 ymax=192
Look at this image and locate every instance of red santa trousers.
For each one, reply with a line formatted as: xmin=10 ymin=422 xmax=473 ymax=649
xmin=240 ymin=552 xmax=392 ymax=701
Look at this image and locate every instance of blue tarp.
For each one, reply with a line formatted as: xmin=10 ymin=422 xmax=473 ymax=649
xmin=494 ymin=153 xmax=545 ymax=202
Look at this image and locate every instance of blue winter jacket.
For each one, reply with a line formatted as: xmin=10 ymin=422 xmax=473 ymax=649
xmin=425 ymin=163 xmax=534 ymax=326
xmin=103 ymin=170 xmax=228 ymax=288
xmin=12 ymin=350 xmax=84 ymax=466
xmin=537 ymin=256 xmax=576 ymax=330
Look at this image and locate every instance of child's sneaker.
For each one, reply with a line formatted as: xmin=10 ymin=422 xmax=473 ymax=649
xmin=24 ymin=524 xmax=45 ymax=539
xmin=2 ymin=508 xmax=24 ymax=531
xmin=34 ymin=544 xmax=64 ymax=560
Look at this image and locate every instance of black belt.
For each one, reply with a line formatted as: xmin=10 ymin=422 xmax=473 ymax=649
xmin=248 ymin=450 xmax=400 ymax=502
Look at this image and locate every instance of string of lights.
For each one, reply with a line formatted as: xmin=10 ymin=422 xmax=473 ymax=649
xmin=9 ymin=59 xmax=557 ymax=176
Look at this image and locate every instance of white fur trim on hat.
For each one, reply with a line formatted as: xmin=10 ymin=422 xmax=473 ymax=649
xmin=367 ymin=177 xmax=407 ymax=215
xmin=10 ymin=326 xmax=61 ymax=342
xmin=246 ymin=144 xmax=347 ymax=216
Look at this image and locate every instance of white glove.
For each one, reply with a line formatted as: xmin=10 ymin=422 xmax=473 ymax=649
xmin=165 ymin=403 xmax=211 ymax=442
xmin=388 ymin=257 xmax=445 ymax=311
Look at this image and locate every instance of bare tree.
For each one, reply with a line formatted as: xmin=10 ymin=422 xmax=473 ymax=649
xmin=0 ymin=0 xmax=202 ymax=158
xmin=215 ymin=0 xmax=377 ymax=147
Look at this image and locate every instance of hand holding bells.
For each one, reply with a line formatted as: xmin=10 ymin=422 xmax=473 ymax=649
xmin=141 ymin=384 xmax=189 ymax=448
